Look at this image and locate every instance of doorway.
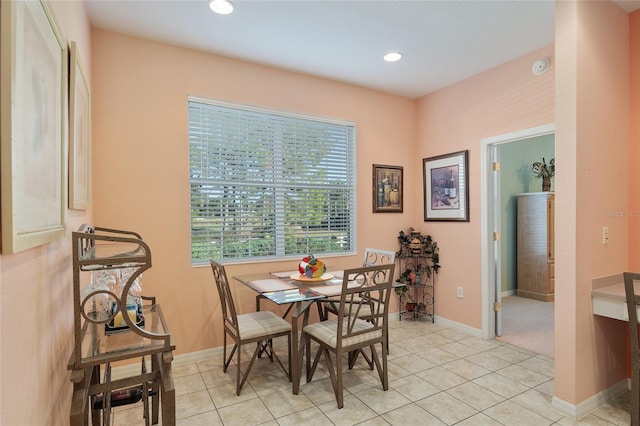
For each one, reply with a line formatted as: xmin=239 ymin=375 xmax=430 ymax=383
xmin=480 ymin=124 xmax=555 ymax=358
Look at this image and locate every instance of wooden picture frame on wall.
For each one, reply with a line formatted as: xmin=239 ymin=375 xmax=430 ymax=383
xmin=372 ymin=164 xmax=403 ymax=213
xmin=423 ymin=150 xmax=469 ymax=222
xmin=68 ymin=41 xmax=90 ymax=210
xmin=0 ymin=0 xmax=67 ymax=253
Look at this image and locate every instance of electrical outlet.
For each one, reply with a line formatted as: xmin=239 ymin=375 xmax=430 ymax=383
xmin=457 ymin=287 xmax=463 ymax=298
xmin=602 ymin=226 xmax=609 ymax=244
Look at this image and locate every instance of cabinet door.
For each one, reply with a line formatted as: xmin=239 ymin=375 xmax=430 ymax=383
xmin=517 ymin=193 xmax=554 ymax=301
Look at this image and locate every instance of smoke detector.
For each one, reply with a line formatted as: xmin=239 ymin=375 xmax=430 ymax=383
xmin=532 ymin=58 xmax=550 ymax=75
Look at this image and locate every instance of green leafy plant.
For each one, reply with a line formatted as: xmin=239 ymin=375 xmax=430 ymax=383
xmin=396 ymin=230 xmax=440 ymax=274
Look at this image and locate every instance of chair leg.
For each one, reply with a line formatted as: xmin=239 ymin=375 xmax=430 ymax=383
xmin=237 ymin=342 xmax=262 ymax=396
xmin=321 ymin=348 xmax=343 ymax=409
xmin=632 ymin=370 xmax=640 ymax=426
xmin=287 ymin=333 xmax=292 ymax=381
xmin=307 ymin=342 xmax=323 ymax=382
xmin=223 ymin=343 xmax=237 ymax=373
xmin=235 ymin=342 xmax=242 ymax=396
xmin=334 ymin=350 xmax=344 ymax=409
xmin=382 ymin=340 xmax=388 ymax=390
xmin=222 ymin=332 xmax=228 ymax=371
xmin=369 ymin=343 xmax=387 ymax=390
xmin=270 ymin=337 xmax=290 ymax=379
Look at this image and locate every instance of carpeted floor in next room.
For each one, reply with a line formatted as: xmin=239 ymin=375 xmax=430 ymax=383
xmin=495 ymin=295 xmax=554 ymax=359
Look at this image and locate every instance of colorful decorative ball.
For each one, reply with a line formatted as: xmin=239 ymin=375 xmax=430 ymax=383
xmin=298 ymin=254 xmax=326 ymax=278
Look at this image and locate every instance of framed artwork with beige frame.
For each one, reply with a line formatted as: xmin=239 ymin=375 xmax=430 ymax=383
xmin=68 ymin=41 xmax=91 ymax=210
xmin=0 ymin=0 xmax=67 ymax=253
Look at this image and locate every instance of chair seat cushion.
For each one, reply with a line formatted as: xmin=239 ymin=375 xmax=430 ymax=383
xmin=304 ymin=318 xmax=381 ymax=348
xmin=236 ymin=311 xmax=290 ymax=340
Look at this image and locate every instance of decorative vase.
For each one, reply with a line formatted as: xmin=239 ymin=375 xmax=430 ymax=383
xmin=409 ymin=237 xmax=423 ymax=254
xmin=542 ymin=177 xmax=551 ymax=192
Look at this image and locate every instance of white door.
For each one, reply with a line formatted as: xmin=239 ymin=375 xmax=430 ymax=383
xmin=481 ymin=124 xmax=555 ymax=341
xmin=493 ymin=145 xmax=502 ymax=337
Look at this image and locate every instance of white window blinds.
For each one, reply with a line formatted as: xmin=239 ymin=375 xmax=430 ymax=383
xmin=188 ymin=98 xmax=356 ymax=264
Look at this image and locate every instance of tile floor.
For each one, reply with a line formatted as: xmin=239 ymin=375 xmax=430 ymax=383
xmin=111 ymin=318 xmax=632 ymax=425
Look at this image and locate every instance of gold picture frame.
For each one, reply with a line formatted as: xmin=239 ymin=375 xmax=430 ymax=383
xmin=68 ymin=41 xmax=90 ymax=210
xmin=0 ymin=0 xmax=67 ymax=253
xmin=372 ymin=164 xmax=403 ymax=213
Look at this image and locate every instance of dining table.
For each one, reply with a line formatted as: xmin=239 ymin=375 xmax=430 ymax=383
xmin=233 ymin=270 xmax=347 ymax=395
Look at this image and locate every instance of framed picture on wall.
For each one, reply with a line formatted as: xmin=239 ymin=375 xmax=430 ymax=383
xmin=0 ymin=0 xmax=67 ymax=253
xmin=372 ymin=164 xmax=403 ymax=213
xmin=423 ymin=150 xmax=469 ymax=222
xmin=69 ymin=41 xmax=91 ymax=210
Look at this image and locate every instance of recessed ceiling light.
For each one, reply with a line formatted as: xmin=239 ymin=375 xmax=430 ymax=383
xmin=383 ymin=52 xmax=402 ymax=62
xmin=209 ymin=0 xmax=234 ymax=15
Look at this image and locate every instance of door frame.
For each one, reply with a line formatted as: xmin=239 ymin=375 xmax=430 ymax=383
xmin=480 ymin=123 xmax=555 ymax=339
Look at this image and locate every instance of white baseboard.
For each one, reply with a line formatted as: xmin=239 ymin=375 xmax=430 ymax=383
xmin=551 ymin=378 xmax=629 ymax=420
xmin=111 ymin=347 xmax=222 ymax=379
xmin=434 ymin=315 xmax=483 ymax=338
xmin=502 ymin=289 xmax=517 ymax=297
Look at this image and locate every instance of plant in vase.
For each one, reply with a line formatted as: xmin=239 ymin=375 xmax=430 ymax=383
xmin=394 ymin=283 xmax=416 ymax=311
xmin=397 ymin=230 xmax=440 ymax=275
xmin=532 ymin=157 xmax=555 ymax=192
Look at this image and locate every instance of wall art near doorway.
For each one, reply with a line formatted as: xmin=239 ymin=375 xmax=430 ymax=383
xmin=423 ymin=150 xmax=469 ymax=222
xmin=372 ymin=164 xmax=403 ymax=213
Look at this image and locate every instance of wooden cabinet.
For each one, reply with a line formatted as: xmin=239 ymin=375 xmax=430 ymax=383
xmin=68 ymin=225 xmax=175 ymax=425
xmin=517 ymin=193 xmax=554 ymax=301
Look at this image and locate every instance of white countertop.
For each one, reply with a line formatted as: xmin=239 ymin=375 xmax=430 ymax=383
xmin=592 ymin=273 xmax=640 ymax=321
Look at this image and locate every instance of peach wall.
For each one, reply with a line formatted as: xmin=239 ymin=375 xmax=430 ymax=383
xmin=630 ymin=10 xmax=640 ymax=269
xmin=0 ymin=1 xmax=92 ymax=424
xmin=554 ymin=0 xmax=629 ymax=405
xmin=415 ymin=46 xmax=555 ymax=329
xmin=90 ymin=29 xmax=417 ymax=356
xmin=0 ymin=2 xmax=631 ymax=422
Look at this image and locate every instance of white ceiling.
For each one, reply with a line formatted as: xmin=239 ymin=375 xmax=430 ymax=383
xmin=85 ymin=0 xmax=640 ymax=99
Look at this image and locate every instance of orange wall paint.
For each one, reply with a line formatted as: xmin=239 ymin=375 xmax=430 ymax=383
xmin=0 ymin=2 xmax=92 ymax=425
xmin=630 ymin=10 xmax=640 ymax=269
xmin=415 ymin=46 xmax=555 ymax=329
xmin=554 ymin=0 xmax=629 ymax=405
xmin=90 ymin=29 xmax=418 ymax=356
xmin=0 ymin=2 xmax=636 ymax=422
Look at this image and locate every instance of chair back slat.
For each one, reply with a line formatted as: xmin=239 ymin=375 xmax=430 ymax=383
xmin=363 ymin=248 xmax=396 ymax=267
xmin=210 ymin=260 xmax=240 ymax=334
xmin=337 ymin=264 xmax=395 ymax=345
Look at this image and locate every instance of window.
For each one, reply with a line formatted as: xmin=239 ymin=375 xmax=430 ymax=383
xmin=188 ymin=97 xmax=356 ymax=265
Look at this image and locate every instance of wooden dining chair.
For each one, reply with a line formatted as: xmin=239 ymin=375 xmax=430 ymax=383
xmin=624 ymin=272 xmax=640 ymax=426
xmin=210 ymin=260 xmax=292 ymax=396
xmin=302 ymin=263 xmax=395 ymax=408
